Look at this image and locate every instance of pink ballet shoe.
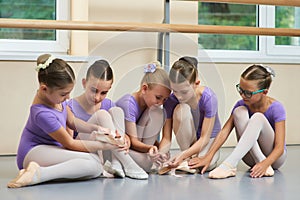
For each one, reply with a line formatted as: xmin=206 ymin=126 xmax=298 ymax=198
xmin=93 ymin=130 xmax=125 ymax=146
xmin=7 ymin=162 xmax=40 ymax=188
xmin=103 ymin=160 xmax=125 ymax=178
xmin=175 ymin=161 xmax=197 ymax=174
xmin=158 ymin=164 xmax=172 ymax=175
xmin=208 ymin=162 xmax=236 ymax=179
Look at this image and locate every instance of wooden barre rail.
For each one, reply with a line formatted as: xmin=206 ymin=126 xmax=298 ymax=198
xmin=179 ymin=0 xmax=300 ymax=7
xmin=1 ymin=18 xmax=300 ymax=37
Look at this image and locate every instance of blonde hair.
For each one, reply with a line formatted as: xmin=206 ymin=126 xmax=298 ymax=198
xmin=140 ymin=61 xmax=170 ymax=90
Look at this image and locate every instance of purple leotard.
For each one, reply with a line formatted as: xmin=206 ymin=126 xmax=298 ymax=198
xmin=67 ymin=98 xmax=115 ymax=138
xmin=115 ymin=94 xmax=141 ymax=123
xmin=164 ymin=87 xmax=221 ymax=139
xmin=16 ymin=102 xmax=67 ymax=169
xmin=232 ymin=100 xmax=286 ymax=131
xmin=67 ymin=98 xmax=115 ymax=121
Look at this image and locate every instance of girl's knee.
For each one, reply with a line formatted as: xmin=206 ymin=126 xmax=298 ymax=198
xmin=173 ymin=103 xmax=191 ymax=121
xmin=251 ymin=112 xmax=266 ymax=120
xmin=233 ymin=106 xmax=248 ymax=119
xmin=94 ymin=109 xmax=111 ymax=119
xmin=108 ymin=107 xmax=124 ymax=116
xmin=148 ymin=106 xmax=164 ymax=121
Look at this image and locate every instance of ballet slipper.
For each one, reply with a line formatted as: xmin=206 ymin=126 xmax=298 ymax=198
xmin=102 ymin=170 xmax=115 ymax=178
xmin=122 ymin=163 xmax=148 ymax=179
xmin=7 ymin=169 xmax=26 ymax=187
xmin=103 ymin=160 xmax=125 ymax=178
xmin=158 ymin=165 xmax=172 ymax=175
xmin=93 ymin=130 xmax=125 ymax=146
xmin=124 ymin=168 xmax=149 ymax=180
xmin=175 ymin=161 xmax=197 ymax=174
xmin=264 ymin=166 xmax=274 ymax=177
xmin=208 ymin=162 xmax=236 ymax=179
xmin=7 ymin=162 xmax=40 ymax=188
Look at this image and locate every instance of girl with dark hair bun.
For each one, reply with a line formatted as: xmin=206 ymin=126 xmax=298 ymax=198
xmin=68 ymin=59 xmax=148 ymax=179
xmin=159 ymin=56 xmax=221 ymax=174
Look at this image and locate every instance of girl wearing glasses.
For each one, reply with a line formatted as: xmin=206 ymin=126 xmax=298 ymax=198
xmin=188 ymin=64 xmax=287 ymax=179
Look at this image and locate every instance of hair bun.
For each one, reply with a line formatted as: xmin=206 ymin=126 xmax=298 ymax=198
xmin=144 ymin=61 xmax=162 ymax=73
xmin=36 ymin=55 xmax=55 ymax=72
xmin=262 ymin=65 xmax=276 ymax=77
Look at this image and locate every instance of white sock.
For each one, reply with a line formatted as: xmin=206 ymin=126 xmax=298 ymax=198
xmin=111 ymin=154 xmax=123 ymax=171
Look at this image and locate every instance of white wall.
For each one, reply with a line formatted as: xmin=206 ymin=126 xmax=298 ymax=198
xmin=0 ymin=1 xmax=299 ymax=154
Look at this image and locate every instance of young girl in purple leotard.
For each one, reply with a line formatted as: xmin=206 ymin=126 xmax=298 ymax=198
xmin=68 ymin=59 xmax=148 ymax=179
xmin=159 ymin=56 xmax=221 ymax=174
xmin=115 ymin=61 xmax=171 ymax=172
xmin=7 ymin=54 xmax=125 ymax=188
xmin=189 ymin=64 xmax=287 ymax=179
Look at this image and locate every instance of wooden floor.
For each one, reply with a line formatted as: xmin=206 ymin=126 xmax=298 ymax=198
xmin=1 ymin=146 xmax=300 ymax=200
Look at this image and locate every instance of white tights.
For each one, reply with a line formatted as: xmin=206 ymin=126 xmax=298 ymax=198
xmin=224 ymin=106 xmax=287 ymax=169
xmin=129 ymin=106 xmax=165 ymax=172
xmin=172 ymin=103 xmax=220 ymax=168
xmin=23 ymin=145 xmax=102 ymax=183
xmin=84 ymin=107 xmax=144 ymax=173
xmin=22 ymin=107 xmax=144 ymax=184
xmin=21 ymin=109 xmax=123 ymax=184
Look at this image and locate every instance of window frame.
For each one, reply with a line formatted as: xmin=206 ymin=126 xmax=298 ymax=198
xmin=0 ymin=0 xmax=70 ymax=59
xmin=198 ymin=5 xmax=300 ymax=64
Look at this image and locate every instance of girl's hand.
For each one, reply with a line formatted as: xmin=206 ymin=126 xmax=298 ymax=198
xmin=149 ymin=145 xmax=159 ymax=156
xmin=124 ymin=134 xmax=131 ymax=149
xmin=167 ymin=151 xmax=186 ymax=168
xmin=117 ymin=134 xmax=130 ymax=153
xmin=160 ymin=152 xmax=170 ymax=163
xmin=152 ymin=152 xmax=170 ymax=167
xmin=250 ymin=161 xmax=271 ymax=178
xmin=167 ymin=156 xmax=180 ymax=168
xmin=148 ymin=146 xmax=159 ymax=163
xmin=188 ymin=156 xmax=211 ymax=174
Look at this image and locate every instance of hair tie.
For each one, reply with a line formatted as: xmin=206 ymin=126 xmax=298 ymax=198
xmin=35 ymin=55 xmax=55 ymax=72
xmin=144 ymin=63 xmax=157 ymax=73
xmin=262 ymin=65 xmax=276 ymax=78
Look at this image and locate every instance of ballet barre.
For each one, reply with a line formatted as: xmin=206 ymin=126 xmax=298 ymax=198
xmin=0 ymin=18 xmax=300 ymax=37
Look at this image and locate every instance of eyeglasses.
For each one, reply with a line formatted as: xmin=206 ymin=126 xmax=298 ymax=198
xmin=236 ymin=84 xmax=266 ymax=98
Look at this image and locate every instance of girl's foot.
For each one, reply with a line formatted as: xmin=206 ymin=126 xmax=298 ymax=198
xmin=208 ymin=162 xmax=236 ymax=179
xmin=103 ymin=160 xmax=125 ymax=178
xmin=7 ymin=162 xmax=40 ymax=188
xmin=264 ymin=166 xmax=274 ymax=177
xmin=124 ymin=165 xmax=148 ymax=180
xmin=124 ymin=169 xmax=149 ymax=180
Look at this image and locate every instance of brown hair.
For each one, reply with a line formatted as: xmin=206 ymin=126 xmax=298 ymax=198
xmin=241 ymin=64 xmax=274 ymax=89
xmin=37 ymin=54 xmax=75 ymax=89
xmin=86 ymin=60 xmax=113 ymax=82
xmin=169 ymin=56 xmax=198 ymax=84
